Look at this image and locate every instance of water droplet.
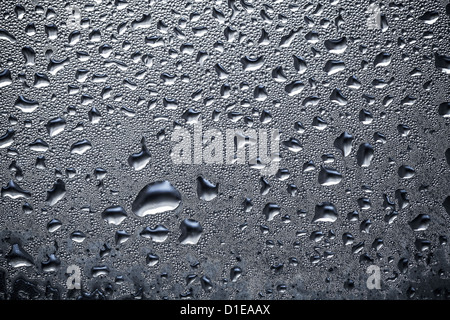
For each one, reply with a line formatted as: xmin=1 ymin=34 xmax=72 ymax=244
xmin=70 ymin=139 xmax=92 ymax=155
xmin=47 ymin=219 xmax=62 ymax=233
xmin=132 ymin=181 xmax=182 ymax=217
xmin=140 ymin=225 xmax=170 ymax=242
xmin=241 ymin=56 xmax=264 ymax=71
xmin=0 ymin=69 xmax=12 ymax=87
xmin=0 ymin=129 xmax=15 ymax=148
xmin=6 ymin=244 xmax=34 ymax=268
xmin=409 ymin=214 xmax=430 ymax=231
xmin=128 ymin=138 xmax=151 ymax=171
xmin=324 ymin=37 xmax=347 ymax=54
xmin=398 ymin=165 xmax=415 ymax=179
xmin=146 ymin=253 xmax=160 ymax=266
xmin=230 ymin=266 xmax=242 ymax=282
xmin=179 ymin=219 xmax=203 ymax=245
xmin=197 ymin=176 xmax=218 ymax=201
xmin=46 ymin=179 xmax=66 ymax=206
xmin=313 ymin=202 xmax=338 ymax=223
xmin=356 ymin=143 xmax=374 ymax=167
xmin=263 ymin=203 xmax=280 ymax=221
xmin=102 ymin=206 xmax=128 ymax=225
xmin=1 ymin=180 xmax=31 ymax=199
xmin=14 ymin=96 xmax=39 ymax=113
xmin=318 ymin=166 xmax=342 ymax=186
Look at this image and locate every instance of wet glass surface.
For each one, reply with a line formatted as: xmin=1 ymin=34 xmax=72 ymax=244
xmin=0 ymin=0 xmax=450 ymax=300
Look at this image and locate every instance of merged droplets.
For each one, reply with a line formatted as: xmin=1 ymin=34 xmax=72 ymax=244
xmin=42 ymin=254 xmax=61 ymax=273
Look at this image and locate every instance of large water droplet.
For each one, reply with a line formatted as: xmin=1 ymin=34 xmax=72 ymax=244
xmin=334 ymin=131 xmax=353 ymax=157
xmin=1 ymin=180 xmax=31 ymax=199
xmin=0 ymin=129 xmax=15 ymax=148
xmin=140 ymin=225 xmax=170 ymax=242
xmin=46 ymin=179 xmax=66 ymax=206
xmin=398 ymin=165 xmax=415 ymax=179
xmin=313 ymin=202 xmax=338 ymax=223
xmin=356 ymin=143 xmax=374 ymax=167
xmin=179 ymin=219 xmax=203 ymax=244
xmin=409 ymin=214 xmax=430 ymax=231
xmin=70 ymin=139 xmax=92 ymax=155
xmin=14 ymin=96 xmax=39 ymax=113
xmin=6 ymin=244 xmax=34 ymax=268
xmin=263 ymin=203 xmax=280 ymax=221
xmin=132 ymin=181 xmax=182 ymax=217
xmin=318 ymin=167 xmax=342 ymax=186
